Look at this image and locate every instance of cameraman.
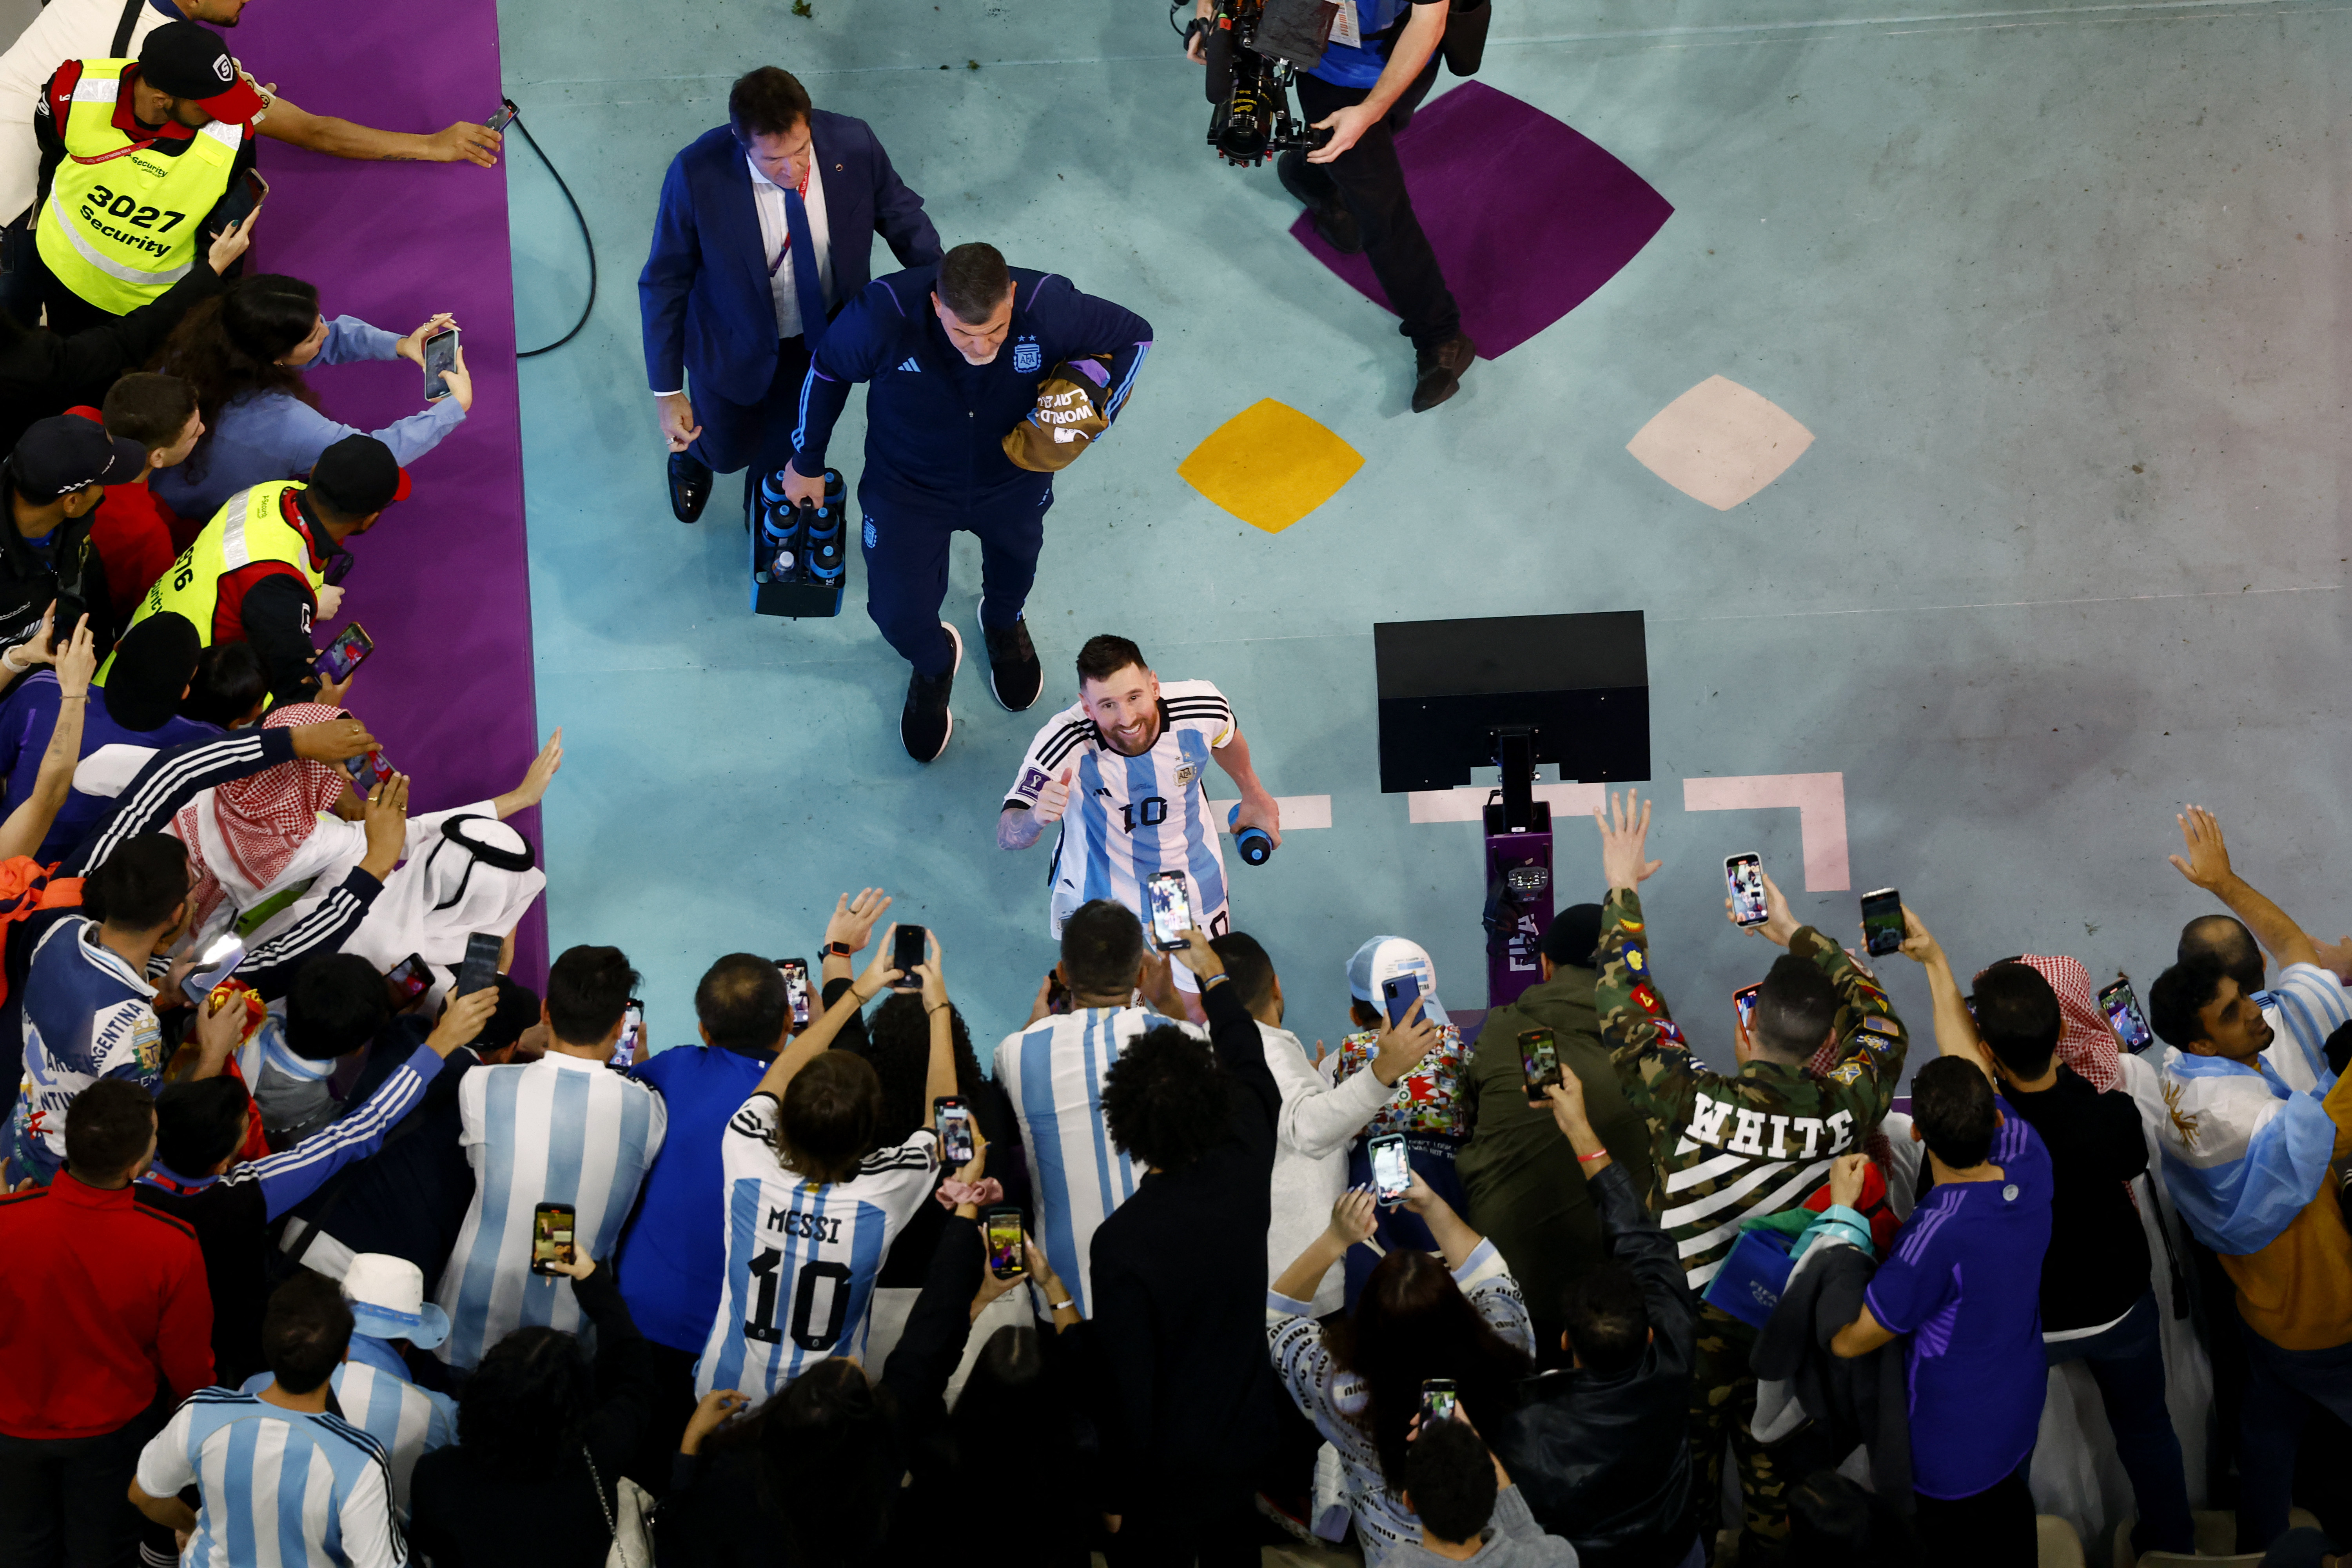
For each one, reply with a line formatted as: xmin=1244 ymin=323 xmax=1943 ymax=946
xmin=1188 ymin=0 xmax=1474 ymax=412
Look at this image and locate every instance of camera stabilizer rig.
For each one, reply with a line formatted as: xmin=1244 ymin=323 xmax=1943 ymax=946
xmin=1183 ymin=0 xmax=1333 ymax=166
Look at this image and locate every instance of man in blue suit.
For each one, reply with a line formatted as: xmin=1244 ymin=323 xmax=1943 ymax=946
xmin=639 ymin=66 xmax=941 ymax=523
xmin=785 ymin=243 xmax=1152 ymax=763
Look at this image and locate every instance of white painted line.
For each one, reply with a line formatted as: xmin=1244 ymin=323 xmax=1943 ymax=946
xmin=1209 ymin=795 xmax=1332 ymax=831
xmin=1681 ymin=773 xmax=1851 ymax=891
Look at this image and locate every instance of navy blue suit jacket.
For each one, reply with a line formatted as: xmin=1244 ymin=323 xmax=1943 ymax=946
xmin=638 ymin=111 xmax=942 ymax=406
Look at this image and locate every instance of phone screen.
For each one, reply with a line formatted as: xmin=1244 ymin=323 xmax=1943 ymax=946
xmin=777 ymin=958 xmax=811 ymax=1026
xmin=530 ymin=1203 xmax=575 ymax=1274
xmin=608 ymin=1001 xmax=643 ymax=1071
xmin=454 ymin=931 xmax=502 ymax=999
xmin=386 ymin=952 xmax=431 ymax=1007
xmin=486 ymin=102 xmax=518 ymax=133
xmin=1144 ymin=871 xmax=1192 ymax=952
xmin=314 ymin=623 xmax=372 ymax=683
xmin=1518 ymin=1028 xmax=1561 ymax=1100
xmin=1369 ymin=1133 xmax=1410 ymax=1205
xmin=1382 ymin=972 xmax=1423 ymax=1030
xmin=423 ymin=328 xmax=459 ymax=402
xmin=1859 ymin=889 xmax=1904 ymax=957
xmin=935 ymin=1097 xmax=976 ymax=1165
xmin=341 ymin=748 xmax=391 ymax=792
xmin=1733 ymin=984 xmax=1761 ymax=1049
xmin=984 ymin=1208 xmax=1025 ymax=1279
xmin=182 ymin=931 xmax=246 ymax=1004
xmin=2100 ymin=979 xmax=2155 ymax=1052
xmin=891 ymin=924 xmax=927 ymax=989
xmin=1421 ymin=1379 xmax=1459 ymax=1425
xmin=1726 ymin=854 xmax=1767 ymax=927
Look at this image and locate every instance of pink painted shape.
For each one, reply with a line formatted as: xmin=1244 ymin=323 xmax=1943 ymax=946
xmin=1681 ymin=773 xmax=1851 ymax=891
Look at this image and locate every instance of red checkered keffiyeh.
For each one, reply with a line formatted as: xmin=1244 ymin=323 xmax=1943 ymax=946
xmin=1987 ymin=952 xmax=2123 ymax=1091
xmin=174 ymin=702 xmax=352 ymax=929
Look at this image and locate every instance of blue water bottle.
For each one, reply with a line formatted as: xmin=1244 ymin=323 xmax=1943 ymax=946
xmin=1228 ymin=804 xmax=1274 ymax=866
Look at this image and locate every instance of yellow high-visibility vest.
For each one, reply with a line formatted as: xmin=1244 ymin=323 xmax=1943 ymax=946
xmin=100 ymin=481 xmax=323 ymax=682
xmin=35 ymin=58 xmax=243 ymax=314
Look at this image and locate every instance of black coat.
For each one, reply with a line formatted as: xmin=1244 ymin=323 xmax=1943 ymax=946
xmin=1490 ymin=1161 xmax=1700 ymax=1568
xmin=0 ymin=259 xmax=225 ymax=459
xmin=1750 ymin=1240 xmax=1914 ymax=1514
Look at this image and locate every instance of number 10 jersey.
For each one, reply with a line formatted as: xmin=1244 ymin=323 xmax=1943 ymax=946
xmin=695 ymin=1093 xmax=940 ymax=1399
xmin=1003 ymin=680 xmax=1237 ymax=941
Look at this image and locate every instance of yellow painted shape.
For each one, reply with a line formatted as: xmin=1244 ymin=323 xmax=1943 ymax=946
xmin=1178 ymin=398 xmax=1363 ymax=533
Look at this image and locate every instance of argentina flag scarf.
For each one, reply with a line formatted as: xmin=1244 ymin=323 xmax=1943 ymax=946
xmin=2158 ymin=1049 xmax=2338 ymax=1255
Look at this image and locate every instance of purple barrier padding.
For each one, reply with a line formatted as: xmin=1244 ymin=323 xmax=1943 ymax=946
xmin=1289 ymin=81 xmax=1673 ymax=359
xmin=232 ymin=0 xmax=546 ymax=984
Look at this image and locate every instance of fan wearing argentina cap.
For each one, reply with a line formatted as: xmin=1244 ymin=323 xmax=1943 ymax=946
xmin=998 ymin=632 xmax=1281 ymax=1019
xmin=2143 ymin=804 xmax=2352 ymax=1550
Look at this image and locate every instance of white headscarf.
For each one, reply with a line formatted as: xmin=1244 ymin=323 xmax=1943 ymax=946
xmin=337 ymin=815 xmax=544 ymax=1004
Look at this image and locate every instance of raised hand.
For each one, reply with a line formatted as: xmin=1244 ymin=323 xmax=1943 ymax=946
xmin=1593 ymin=789 xmax=1662 ymax=892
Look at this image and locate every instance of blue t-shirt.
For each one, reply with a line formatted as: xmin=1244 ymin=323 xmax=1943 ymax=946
xmin=615 ymin=1043 xmax=774 ymax=1353
xmin=1864 ymin=1099 xmax=2054 ymax=1499
xmin=0 ymin=673 xmax=216 ymax=865
xmin=1309 ymin=0 xmax=1439 ymax=88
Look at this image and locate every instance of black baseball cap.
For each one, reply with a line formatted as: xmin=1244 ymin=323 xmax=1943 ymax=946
xmin=9 ymin=416 xmax=145 ymax=502
xmin=138 ymin=23 xmax=269 ymax=124
xmin=1541 ymin=904 xmax=1604 ymax=970
xmin=307 ymin=436 xmax=411 ymax=516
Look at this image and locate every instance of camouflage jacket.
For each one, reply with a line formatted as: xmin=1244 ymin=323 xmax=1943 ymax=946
xmin=1594 ymin=888 xmax=1909 ymax=1289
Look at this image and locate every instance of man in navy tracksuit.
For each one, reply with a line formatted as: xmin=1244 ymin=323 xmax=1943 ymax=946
xmin=782 ymin=241 xmax=1151 ymax=762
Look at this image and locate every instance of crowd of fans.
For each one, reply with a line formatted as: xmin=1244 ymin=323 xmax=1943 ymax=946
xmin=0 ymin=9 xmax=2343 ymax=1568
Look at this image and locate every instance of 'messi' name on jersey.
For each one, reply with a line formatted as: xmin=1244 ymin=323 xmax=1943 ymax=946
xmin=766 ymin=1206 xmax=844 ymax=1244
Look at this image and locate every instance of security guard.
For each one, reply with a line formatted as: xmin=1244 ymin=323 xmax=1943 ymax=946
xmin=32 ymin=22 xmax=263 ymax=337
xmin=109 ymin=433 xmax=407 ymax=708
xmin=1586 ymin=791 xmax=1910 ymax=1565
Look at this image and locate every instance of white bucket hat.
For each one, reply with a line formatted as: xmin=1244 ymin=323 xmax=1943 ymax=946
xmin=341 ymin=1252 xmax=451 ymax=1349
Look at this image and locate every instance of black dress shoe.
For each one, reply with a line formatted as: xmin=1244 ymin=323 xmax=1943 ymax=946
xmin=666 ymin=452 xmax=711 ymax=524
xmin=981 ymin=612 xmax=1043 ymax=712
xmin=1411 ymin=332 xmax=1478 ymax=413
xmin=1277 ymin=149 xmax=1364 ymax=255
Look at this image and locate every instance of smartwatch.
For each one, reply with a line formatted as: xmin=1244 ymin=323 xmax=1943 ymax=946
xmin=824 ymin=941 xmax=855 ymax=958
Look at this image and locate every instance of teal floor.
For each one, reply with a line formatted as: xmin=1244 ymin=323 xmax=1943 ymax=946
xmin=499 ymin=0 xmax=2349 ymax=1063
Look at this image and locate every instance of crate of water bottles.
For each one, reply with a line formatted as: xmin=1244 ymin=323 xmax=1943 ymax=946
xmin=749 ymin=465 xmax=847 ymax=619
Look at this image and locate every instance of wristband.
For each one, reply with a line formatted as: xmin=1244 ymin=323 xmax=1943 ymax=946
xmin=1201 ymin=972 xmax=1229 ymax=990
xmin=927 ymin=1003 xmax=950 ymax=1017
xmin=1577 ymin=1148 xmax=1609 ymax=1164
xmin=1050 ymin=1298 xmax=1075 ymax=1314
xmin=824 ymin=941 xmax=855 ymax=958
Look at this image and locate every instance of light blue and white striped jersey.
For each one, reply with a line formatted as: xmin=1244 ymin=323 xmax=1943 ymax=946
xmin=239 ymin=1357 xmax=452 ymax=1520
xmin=1004 ymin=679 xmax=1236 ymax=941
xmin=695 ymin=1093 xmax=938 ymax=1399
xmin=2256 ymin=961 xmax=2350 ymax=1094
xmin=133 ymin=1389 xmax=405 ymax=1568
xmin=432 ymin=1053 xmax=668 ymax=1371
xmin=993 ymin=1005 xmax=1203 ymax=1316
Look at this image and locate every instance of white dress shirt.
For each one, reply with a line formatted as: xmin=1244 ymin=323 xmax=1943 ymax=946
xmin=749 ymin=153 xmax=832 ymax=340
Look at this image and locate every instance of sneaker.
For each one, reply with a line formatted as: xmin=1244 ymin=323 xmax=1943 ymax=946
xmin=1411 ymin=332 xmax=1478 ymax=414
xmin=900 ymin=622 xmax=962 ymax=763
xmin=980 ymin=610 xmax=1043 ymax=712
xmin=1276 ymin=148 xmax=1363 ymax=255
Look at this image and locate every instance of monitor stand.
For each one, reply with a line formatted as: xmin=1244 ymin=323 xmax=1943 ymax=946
xmin=1482 ymin=728 xmax=1555 ymax=1008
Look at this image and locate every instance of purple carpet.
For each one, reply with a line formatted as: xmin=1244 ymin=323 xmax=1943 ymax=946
xmin=234 ymin=0 xmax=546 ymax=983
xmin=1290 ymin=81 xmax=1673 ymax=358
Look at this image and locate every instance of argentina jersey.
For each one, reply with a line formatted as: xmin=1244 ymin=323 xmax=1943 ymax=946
xmin=993 ymin=1005 xmax=1202 ymax=1316
xmin=135 ymin=1390 xmax=405 ymax=1568
xmin=695 ymin=1093 xmax=938 ymax=1399
xmin=1005 ymin=679 xmax=1235 ymax=940
xmin=434 ymin=1053 xmax=668 ymax=1370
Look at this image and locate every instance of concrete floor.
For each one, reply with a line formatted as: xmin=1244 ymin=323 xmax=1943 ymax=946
xmin=500 ymin=0 xmax=2350 ymax=1063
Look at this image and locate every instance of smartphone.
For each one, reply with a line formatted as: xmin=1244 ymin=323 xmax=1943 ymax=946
xmin=982 ymin=1205 xmax=1026 ymax=1280
xmin=423 ymin=327 xmax=460 ymax=402
xmin=486 ymin=101 xmax=518 ymax=134
xmin=530 ymin=1202 xmax=575 ymax=1274
xmin=1369 ymin=1131 xmax=1410 ymax=1207
xmin=453 ymin=931 xmax=503 ymax=1000
xmin=935 ymin=1095 xmax=976 ymax=1166
xmin=385 ymin=951 xmax=431 ymax=1008
xmin=1859 ymin=887 xmax=1904 ymax=957
xmin=1518 ymin=1027 xmax=1562 ymax=1102
xmin=1143 ymin=869 xmax=1192 ymax=953
xmin=314 ymin=623 xmax=372 ymax=683
xmin=607 ymin=1000 xmax=643 ymax=1071
xmin=1382 ymin=971 xmax=1424 ymax=1030
xmin=243 ymin=169 xmax=268 ymax=207
xmin=2100 ymin=977 xmax=2156 ymax=1053
xmin=181 ymin=931 xmax=245 ymax=1004
xmin=1045 ymin=969 xmax=1071 ymax=1015
xmin=891 ymin=924 xmax=927 ymax=991
xmin=341 ymin=748 xmax=392 ymax=791
xmin=1733 ymin=983 xmax=1761 ymax=1051
xmin=1726 ymin=853 xmax=1768 ymax=927
xmin=1421 ymin=1377 xmax=1460 ymax=1426
xmin=777 ymin=957 xmax=811 ymax=1027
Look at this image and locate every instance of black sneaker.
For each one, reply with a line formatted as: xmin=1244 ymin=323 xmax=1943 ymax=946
xmin=980 ymin=611 xmax=1043 ymax=711
xmin=900 ymin=622 xmax=962 ymax=763
xmin=1276 ymin=148 xmax=1363 ymax=255
xmin=1411 ymin=332 xmax=1478 ymax=413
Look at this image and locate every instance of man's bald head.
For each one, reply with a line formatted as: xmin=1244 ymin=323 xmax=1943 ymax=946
xmin=2178 ymin=914 xmax=2263 ymax=995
